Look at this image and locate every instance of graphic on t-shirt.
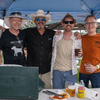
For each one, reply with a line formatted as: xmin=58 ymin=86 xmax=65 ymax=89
xmin=95 ymin=41 xmax=98 ymax=46
xmin=11 ymin=46 xmax=23 ymax=56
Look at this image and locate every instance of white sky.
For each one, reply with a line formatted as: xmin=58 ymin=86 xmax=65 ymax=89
xmin=0 ymin=19 xmax=8 ymax=28
xmin=97 ymin=18 xmax=100 ymax=22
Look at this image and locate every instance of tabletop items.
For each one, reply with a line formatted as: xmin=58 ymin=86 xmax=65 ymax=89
xmin=42 ymin=82 xmax=99 ymax=100
xmin=43 ymin=90 xmax=70 ymax=100
xmin=75 ymin=83 xmax=99 ymax=100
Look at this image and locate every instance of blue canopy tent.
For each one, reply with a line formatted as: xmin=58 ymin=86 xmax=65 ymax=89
xmin=0 ymin=0 xmax=100 ymax=21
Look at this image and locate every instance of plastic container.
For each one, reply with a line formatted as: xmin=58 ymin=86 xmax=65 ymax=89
xmin=78 ymin=80 xmax=85 ymax=98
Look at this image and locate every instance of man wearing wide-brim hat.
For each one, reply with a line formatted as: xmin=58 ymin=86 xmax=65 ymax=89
xmin=0 ymin=12 xmax=27 ymax=66
xmin=24 ymin=10 xmax=55 ymax=89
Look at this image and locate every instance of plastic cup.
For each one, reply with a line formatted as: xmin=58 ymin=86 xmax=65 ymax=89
xmin=84 ymin=63 xmax=91 ymax=67
xmin=68 ymin=85 xmax=76 ymax=97
xmin=66 ymin=81 xmax=74 ymax=93
xmin=75 ymin=48 xmax=81 ymax=56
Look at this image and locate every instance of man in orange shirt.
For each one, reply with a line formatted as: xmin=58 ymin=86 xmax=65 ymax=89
xmin=79 ymin=15 xmax=100 ymax=88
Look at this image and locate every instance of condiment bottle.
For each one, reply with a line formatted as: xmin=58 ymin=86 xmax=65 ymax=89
xmin=78 ymin=80 xmax=85 ymax=98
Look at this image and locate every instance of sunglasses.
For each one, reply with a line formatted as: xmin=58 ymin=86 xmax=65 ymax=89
xmin=36 ymin=18 xmax=46 ymax=21
xmin=10 ymin=12 xmax=22 ymax=16
xmin=63 ymin=21 xmax=74 ymax=24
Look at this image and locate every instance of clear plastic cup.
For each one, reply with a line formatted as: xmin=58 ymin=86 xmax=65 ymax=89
xmin=68 ymin=85 xmax=76 ymax=97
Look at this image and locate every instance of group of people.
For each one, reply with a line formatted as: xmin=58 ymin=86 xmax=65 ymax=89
xmin=0 ymin=9 xmax=100 ymax=89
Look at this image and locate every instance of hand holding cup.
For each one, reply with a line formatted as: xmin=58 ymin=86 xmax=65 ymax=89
xmin=84 ymin=63 xmax=91 ymax=73
xmin=75 ymin=48 xmax=82 ymax=57
xmin=84 ymin=63 xmax=91 ymax=67
xmin=84 ymin=63 xmax=98 ymax=74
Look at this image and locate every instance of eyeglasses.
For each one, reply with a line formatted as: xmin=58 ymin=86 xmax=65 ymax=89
xmin=10 ymin=12 xmax=22 ymax=16
xmin=36 ymin=18 xmax=46 ymax=21
xmin=85 ymin=22 xmax=96 ymax=26
xmin=63 ymin=21 xmax=74 ymax=24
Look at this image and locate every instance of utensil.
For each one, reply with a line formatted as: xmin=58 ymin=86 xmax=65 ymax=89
xmin=43 ymin=90 xmax=66 ymax=98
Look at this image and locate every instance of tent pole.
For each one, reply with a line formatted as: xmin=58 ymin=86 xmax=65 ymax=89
xmin=47 ymin=11 xmax=50 ymax=14
xmin=91 ymin=11 xmax=93 ymax=15
xmin=3 ymin=10 xmax=6 ymax=19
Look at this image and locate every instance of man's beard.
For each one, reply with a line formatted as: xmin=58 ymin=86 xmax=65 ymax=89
xmin=64 ymin=25 xmax=73 ymax=32
xmin=37 ymin=25 xmax=44 ymax=29
xmin=37 ymin=22 xmax=44 ymax=29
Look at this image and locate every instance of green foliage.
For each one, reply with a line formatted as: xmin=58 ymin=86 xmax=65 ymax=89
xmin=77 ymin=59 xmax=81 ymax=83
xmin=77 ymin=59 xmax=81 ymax=66
xmin=79 ymin=33 xmax=84 ymax=35
xmin=1 ymin=50 xmax=3 ymax=64
xmin=20 ymin=20 xmax=34 ymax=30
xmin=96 ymin=29 xmax=100 ymax=33
xmin=77 ymin=68 xmax=79 ymax=83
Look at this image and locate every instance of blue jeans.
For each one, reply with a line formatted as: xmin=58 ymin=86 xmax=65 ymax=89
xmin=53 ymin=70 xmax=77 ymax=89
xmin=79 ymin=72 xmax=100 ymax=88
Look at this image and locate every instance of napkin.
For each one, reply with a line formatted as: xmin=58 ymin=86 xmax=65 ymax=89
xmin=74 ymin=83 xmax=99 ymax=100
xmin=57 ymin=90 xmax=66 ymax=94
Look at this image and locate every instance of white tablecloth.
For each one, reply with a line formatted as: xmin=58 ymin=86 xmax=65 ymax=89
xmin=38 ymin=88 xmax=100 ymax=100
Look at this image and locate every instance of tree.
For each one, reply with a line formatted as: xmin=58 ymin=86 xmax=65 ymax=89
xmin=20 ymin=20 xmax=34 ymax=30
xmin=96 ymin=29 xmax=100 ymax=33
